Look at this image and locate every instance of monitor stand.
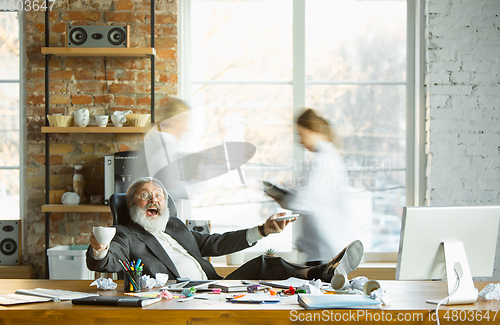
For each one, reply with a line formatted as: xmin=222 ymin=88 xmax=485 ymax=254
xmin=427 ymin=241 xmax=478 ymax=305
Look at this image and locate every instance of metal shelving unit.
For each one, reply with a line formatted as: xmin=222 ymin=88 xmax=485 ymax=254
xmin=42 ymin=2 xmax=156 ymax=278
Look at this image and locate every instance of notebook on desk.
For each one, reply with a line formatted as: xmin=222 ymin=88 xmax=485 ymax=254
xmin=72 ymin=296 xmax=161 ymax=307
xmin=208 ymin=283 xmax=253 ymax=292
xmin=163 ymin=280 xmax=218 ymax=292
xmin=298 ymin=294 xmax=382 ymax=310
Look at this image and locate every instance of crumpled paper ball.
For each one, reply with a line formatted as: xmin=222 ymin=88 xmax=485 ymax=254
xmin=155 ymin=273 xmax=169 ymax=286
xmin=90 ymin=277 xmax=118 ymax=290
xmin=350 ymin=276 xmax=370 ymax=291
xmin=479 ymin=283 xmax=500 ymax=300
xmin=370 ymin=288 xmax=391 ymax=305
xmin=297 ymin=279 xmax=323 ymax=294
xmin=140 ymin=273 xmax=169 ymax=290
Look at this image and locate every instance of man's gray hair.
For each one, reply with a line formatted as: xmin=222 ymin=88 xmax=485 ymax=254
xmin=126 ymin=177 xmax=168 ymax=206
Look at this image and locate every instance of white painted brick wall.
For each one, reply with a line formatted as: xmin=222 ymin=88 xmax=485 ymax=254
xmin=425 ymin=0 xmax=500 ymax=280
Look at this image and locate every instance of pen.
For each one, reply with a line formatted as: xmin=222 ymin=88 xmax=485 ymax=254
xmin=119 ymin=260 xmax=139 ymax=290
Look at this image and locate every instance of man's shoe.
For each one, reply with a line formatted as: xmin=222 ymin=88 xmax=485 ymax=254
xmin=306 ymin=240 xmax=364 ymax=283
xmin=322 ymin=239 xmax=364 ymax=282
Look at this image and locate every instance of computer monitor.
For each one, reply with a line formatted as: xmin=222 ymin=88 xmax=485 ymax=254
xmin=396 ymin=206 xmax=500 ymax=305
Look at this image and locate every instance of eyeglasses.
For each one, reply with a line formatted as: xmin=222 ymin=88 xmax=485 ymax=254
xmin=135 ymin=191 xmax=165 ymax=201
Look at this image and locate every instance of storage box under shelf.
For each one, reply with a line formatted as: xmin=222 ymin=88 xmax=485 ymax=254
xmin=47 ymin=246 xmax=95 ymax=280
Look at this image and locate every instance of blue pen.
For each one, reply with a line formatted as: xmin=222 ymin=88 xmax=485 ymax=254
xmin=136 ymin=259 xmax=142 ymax=268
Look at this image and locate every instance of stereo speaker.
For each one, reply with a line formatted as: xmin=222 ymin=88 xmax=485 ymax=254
xmin=0 ymin=220 xmax=21 ymax=265
xmin=67 ymin=25 xmax=130 ymax=47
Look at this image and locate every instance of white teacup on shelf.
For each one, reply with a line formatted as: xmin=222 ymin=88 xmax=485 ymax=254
xmin=113 ymin=110 xmax=133 ymax=116
xmin=73 ymin=108 xmax=90 ymax=127
xmin=111 ymin=114 xmax=126 ymax=127
xmin=61 ymin=192 xmax=80 ymax=205
xmin=96 ymin=115 xmax=109 ymax=127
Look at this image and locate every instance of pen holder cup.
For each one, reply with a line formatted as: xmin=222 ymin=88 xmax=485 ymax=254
xmin=124 ymin=270 xmax=142 ymax=292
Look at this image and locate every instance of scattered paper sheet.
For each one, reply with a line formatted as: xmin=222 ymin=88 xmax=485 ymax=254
xmin=15 ymin=288 xmax=99 ymax=301
xmin=259 ymin=277 xmax=328 ymax=289
xmin=0 ymin=294 xmax=53 ymax=306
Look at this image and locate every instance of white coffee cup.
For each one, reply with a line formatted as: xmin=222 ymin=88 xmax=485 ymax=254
xmin=96 ymin=115 xmax=109 ymax=127
xmin=111 ymin=114 xmax=126 ymax=127
xmin=363 ymin=280 xmax=381 ymax=295
xmin=93 ymin=226 xmax=116 ymax=245
xmin=73 ymin=108 xmax=90 ymax=127
xmin=331 ymin=272 xmax=349 ymax=290
xmin=114 ymin=110 xmax=133 ymax=116
xmin=61 ymin=192 xmax=80 ymax=205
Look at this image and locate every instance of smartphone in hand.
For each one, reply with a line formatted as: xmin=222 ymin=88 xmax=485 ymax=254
xmin=273 ymin=214 xmax=299 ymax=222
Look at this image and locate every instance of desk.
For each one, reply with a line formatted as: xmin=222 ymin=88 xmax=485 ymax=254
xmin=0 ymin=280 xmax=498 ymax=325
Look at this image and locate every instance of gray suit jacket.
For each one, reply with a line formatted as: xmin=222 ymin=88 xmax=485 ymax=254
xmin=86 ymin=217 xmax=252 ymax=280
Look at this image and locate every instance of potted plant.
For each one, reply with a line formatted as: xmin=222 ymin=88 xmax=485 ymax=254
xmin=264 ymin=248 xmax=276 ymax=256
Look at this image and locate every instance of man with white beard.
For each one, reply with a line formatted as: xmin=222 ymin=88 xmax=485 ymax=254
xmin=87 ymin=177 xmax=363 ymax=282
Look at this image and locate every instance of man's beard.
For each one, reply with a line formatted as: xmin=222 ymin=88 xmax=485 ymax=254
xmin=130 ymin=202 xmax=170 ymax=232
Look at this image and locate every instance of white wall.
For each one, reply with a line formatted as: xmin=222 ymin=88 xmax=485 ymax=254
xmin=425 ymin=0 xmax=500 ymax=280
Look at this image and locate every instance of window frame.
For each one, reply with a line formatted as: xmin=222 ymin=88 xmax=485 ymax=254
xmin=0 ymin=9 xmax=25 ymax=223
xmin=178 ymin=0 xmax=426 ymax=262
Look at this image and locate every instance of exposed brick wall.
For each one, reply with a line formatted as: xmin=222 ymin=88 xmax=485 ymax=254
xmin=25 ymin=0 xmax=178 ymax=277
xmin=425 ymin=0 xmax=500 ymax=279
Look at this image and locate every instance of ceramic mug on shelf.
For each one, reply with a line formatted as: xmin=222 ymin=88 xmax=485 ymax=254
xmin=112 ymin=110 xmax=132 ymax=126
xmin=61 ymin=192 xmax=80 ymax=205
xmin=111 ymin=114 xmax=126 ymax=127
xmin=113 ymin=110 xmax=133 ymax=117
xmin=96 ymin=115 xmax=109 ymax=127
xmin=73 ymin=108 xmax=90 ymax=127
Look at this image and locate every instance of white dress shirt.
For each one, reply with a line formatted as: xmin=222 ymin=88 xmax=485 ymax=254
xmin=92 ymin=225 xmax=262 ymax=279
xmin=284 ymin=140 xmax=358 ymax=263
xmin=150 ymin=230 xmax=208 ymax=279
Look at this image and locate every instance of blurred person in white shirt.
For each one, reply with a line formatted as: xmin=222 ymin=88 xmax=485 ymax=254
xmin=267 ymin=108 xmax=358 ymax=266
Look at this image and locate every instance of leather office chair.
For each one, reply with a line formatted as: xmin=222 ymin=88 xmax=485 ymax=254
xmin=109 ymin=193 xmax=178 ymax=226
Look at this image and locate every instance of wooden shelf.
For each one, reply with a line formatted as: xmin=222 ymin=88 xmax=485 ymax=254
xmin=0 ymin=265 xmax=34 ymax=279
xmin=41 ymin=126 xmax=151 ymax=133
xmin=42 ymin=204 xmax=111 ymax=213
xmin=41 ymin=47 xmax=155 ymax=57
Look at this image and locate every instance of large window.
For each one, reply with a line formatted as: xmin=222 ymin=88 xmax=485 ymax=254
xmin=304 ymin=0 xmax=407 ymax=252
xmin=0 ymin=11 xmax=22 ymax=220
xmin=181 ymin=0 xmax=410 ymax=255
